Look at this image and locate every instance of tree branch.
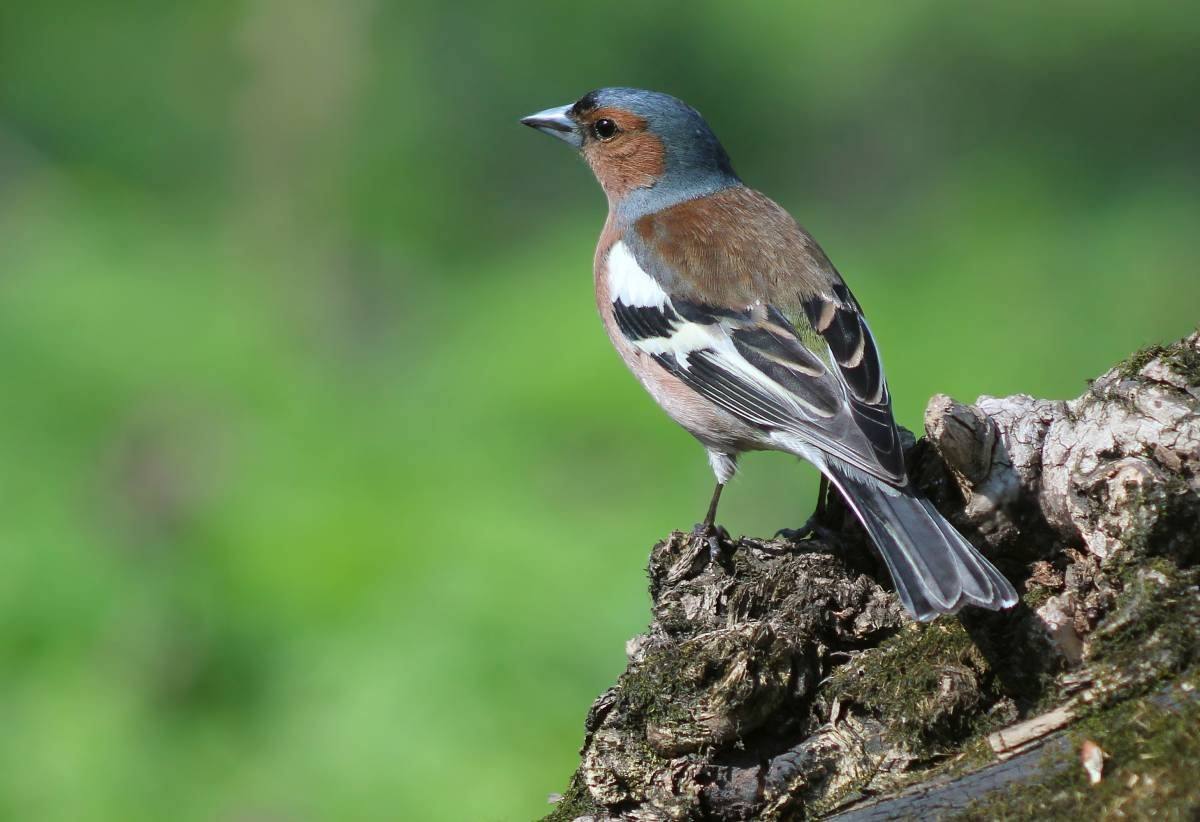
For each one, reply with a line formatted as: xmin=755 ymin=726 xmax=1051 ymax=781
xmin=546 ymin=332 xmax=1200 ymax=821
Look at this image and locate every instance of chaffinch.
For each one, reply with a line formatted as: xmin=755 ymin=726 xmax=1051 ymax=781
xmin=522 ymin=88 xmax=1017 ymax=621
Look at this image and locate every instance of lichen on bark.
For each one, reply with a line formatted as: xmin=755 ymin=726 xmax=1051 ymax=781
xmin=546 ymin=332 xmax=1200 ymax=821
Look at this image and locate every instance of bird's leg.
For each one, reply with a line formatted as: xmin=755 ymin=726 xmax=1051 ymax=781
xmin=776 ymin=475 xmax=837 ymax=541
xmin=692 ymin=481 xmax=730 ymax=563
xmin=692 ymin=481 xmax=729 ymax=538
xmin=693 ymin=451 xmax=736 ymax=563
xmin=696 ymin=451 xmax=735 ymax=535
xmin=703 ymin=481 xmax=724 ymax=530
xmin=814 ymin=474 xmax=830 ymax=523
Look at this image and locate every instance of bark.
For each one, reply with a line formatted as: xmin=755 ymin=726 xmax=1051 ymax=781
xmin=545 ymin=331 xmax=1200 ymax=821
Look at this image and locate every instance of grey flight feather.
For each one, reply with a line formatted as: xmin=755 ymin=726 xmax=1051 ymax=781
xmin=825 ymin=462 xmax=1019 ymax=620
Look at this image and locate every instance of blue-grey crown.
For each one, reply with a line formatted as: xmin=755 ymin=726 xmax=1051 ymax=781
xmin=574 ymin=88 xmax=740 ymax=216
xmin=575 ymin=88 xmax=738 ymax=182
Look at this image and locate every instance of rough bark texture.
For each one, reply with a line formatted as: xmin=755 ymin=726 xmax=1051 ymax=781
xmin=546 ymin=332 xmax=1200 ymax=821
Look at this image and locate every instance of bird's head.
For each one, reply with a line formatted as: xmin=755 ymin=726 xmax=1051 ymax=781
xmin=522 ymin=88 xmax=739 ymax=214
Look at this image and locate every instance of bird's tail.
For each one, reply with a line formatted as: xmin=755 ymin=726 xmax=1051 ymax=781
xmin=825 ymin=463 xmax=1018 ymax=621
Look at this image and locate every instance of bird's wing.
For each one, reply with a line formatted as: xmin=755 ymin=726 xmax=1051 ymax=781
xmin=792 ymin=280 xmax=906 ymax=483
xmin=614 ymin=187 xmax=907 ymax=485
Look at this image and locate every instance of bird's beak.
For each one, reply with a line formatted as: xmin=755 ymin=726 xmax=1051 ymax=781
xmin=520 ymin=104 xmax=583 ymax=149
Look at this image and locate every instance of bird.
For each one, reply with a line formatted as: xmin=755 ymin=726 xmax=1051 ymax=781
xmin=521 ymin=88 xmax=1017 ymax=621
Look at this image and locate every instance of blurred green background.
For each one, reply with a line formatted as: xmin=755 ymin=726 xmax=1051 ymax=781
xmin=0 ymin=2 xmax=1197 ymax=819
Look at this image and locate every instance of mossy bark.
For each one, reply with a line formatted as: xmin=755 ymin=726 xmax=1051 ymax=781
xmin=546 ymin=332 xmax=1200 ymax=821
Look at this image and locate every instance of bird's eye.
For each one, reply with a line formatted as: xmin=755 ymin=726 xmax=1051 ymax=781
xmin=593 ymin=118 xmax=618 ymax=141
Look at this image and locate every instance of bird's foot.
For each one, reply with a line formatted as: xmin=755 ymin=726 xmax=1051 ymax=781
xmin=690 ymin=521 xmax=731 ymax=565
xmin=775 ymin=474 xmax=841 ymax=544
xmin=691 ymin=521 xmax=729 ymax=540
xmin=775 ymin=516 xmax=837 ymax=544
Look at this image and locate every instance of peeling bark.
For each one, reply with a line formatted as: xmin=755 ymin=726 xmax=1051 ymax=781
xmin=546 ymin=332 xmax=1200 ymax=821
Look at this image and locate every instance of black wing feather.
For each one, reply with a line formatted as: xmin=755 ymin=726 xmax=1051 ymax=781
xmin=801 ymin=285 xmax=905 ymax=479
xmin=654 ymin=349 xmax=797 ymax=430
xmin=613 ymin=299 xmax=680 ymax=341
xmin=609 ymin=288 xmax=907 ymax=485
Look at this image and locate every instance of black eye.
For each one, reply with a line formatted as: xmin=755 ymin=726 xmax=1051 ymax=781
xmin=593 ymin=118 xmax=618 ymax=141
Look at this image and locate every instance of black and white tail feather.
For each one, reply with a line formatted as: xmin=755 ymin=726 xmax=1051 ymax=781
xmin=824 ymin=461 xmax=1017 ymax=621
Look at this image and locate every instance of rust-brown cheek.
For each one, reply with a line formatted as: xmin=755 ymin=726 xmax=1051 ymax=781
xmin=583 ymin=112 xmax=666 ymax=202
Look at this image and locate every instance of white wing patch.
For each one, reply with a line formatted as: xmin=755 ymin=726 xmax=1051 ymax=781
xmin=607 ymin=241 xmax=668 ymax=308
xmin=606 ymin=241 xmax=832 ymax=421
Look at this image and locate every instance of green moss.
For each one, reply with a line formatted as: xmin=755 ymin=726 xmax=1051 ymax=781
xmin=1118 ymin=343 xmax=1166 ymax=378
xmin=1020 ymin=583 xmax=1056 ymax=610
xmin=1112 ymin=476 xmax=1200 ymax=568
xmin=954 ymin=679 xmax=1200 ymax=820
xmin=618 ymin=644 xmax=700 ymax=727
xmin=616 ymin=627 xmax=793 ymax=760
xmin=1161 ymin=334 xmax=1200 ymax=384
xmin=828 ymin=620 xmax=999 ymax=756
xmin=1117 ymin=333 xmax=1200 ymax=383
xmin=828 ymin=558 xmax=1200 ymax=820
xmin=952 ymin=559 xmax=1200 ymax=818
xmin=1084 ymin=562 xmax=1200 ymax=705
xmin=543 ymin=770 xmax=602 ymax=822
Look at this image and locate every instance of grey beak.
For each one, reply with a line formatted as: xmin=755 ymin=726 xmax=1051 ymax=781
xmin=520 ymin=103 xmax=583 ymax=149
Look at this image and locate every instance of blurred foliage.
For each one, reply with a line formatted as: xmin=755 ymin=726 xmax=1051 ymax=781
xmin=0 ymin=2 xmax=1197 ymax=819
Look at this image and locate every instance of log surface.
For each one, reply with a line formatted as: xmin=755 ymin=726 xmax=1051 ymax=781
xmin=547 ymin=332 xmax=1200 ymax=821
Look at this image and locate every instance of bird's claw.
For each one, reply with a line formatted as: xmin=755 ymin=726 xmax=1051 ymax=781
xmin=775 ymin=517 xmax=835 ymax=543
xmin=691 ymin=522 xmax=730 ymax=564
xmin=692 ymin=521 xmax=729 ymax=540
